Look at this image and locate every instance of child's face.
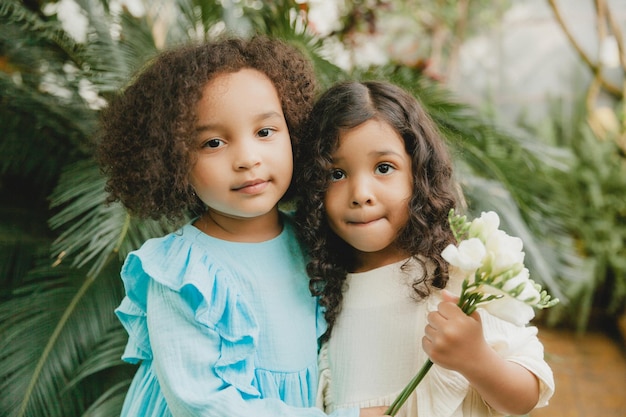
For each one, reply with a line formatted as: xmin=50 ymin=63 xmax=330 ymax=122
xmin=324 ymin=119 xmax=413 ymax=271
xmin=190 ymin=69 xmax=293 ymax=222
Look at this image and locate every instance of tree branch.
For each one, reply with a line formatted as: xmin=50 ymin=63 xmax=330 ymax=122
xmin=546 ymin=0 xmax=622 ymax=98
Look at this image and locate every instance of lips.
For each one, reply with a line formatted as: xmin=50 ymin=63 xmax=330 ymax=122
xmin=347 ymin=217 xmax=381 ymax=226
xmin=233 ymin=179 xmax=269 ymax=194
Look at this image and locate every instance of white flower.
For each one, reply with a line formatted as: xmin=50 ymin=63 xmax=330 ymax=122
xmin=468 ymin=211 xmax=500 ymax=241
xmin=501 ymin=267 xmax=530 ymax=292
xmin=386 ymin=209 xmax=558 ymax=416
xmin=482 ymin=296 xmax=536 ymax=326
xmin=441 ymin=238 xmax=486 ymax=272
xmin=475 ymin=267 xmax=540 ymax=325
xmin=484 ymin=230 xmax=525 ymax=275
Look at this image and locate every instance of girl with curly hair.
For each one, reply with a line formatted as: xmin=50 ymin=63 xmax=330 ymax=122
xmin=97 ymin=37 xmax=387 ymax=417
xmin=296 ymin=80 xmax=554 ymax=417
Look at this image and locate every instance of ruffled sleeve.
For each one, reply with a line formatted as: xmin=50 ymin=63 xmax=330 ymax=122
xmin=446 ymin=267 xmax=555 ymax=410
xmin=479 ymin=311 xmax=555 ymax=408
xmin=115 ymin=230 xmax=260 ymax=397
xmin=316 ymin=302 xmax=329 ymax=344
xmin=415 ymin=289 xmax=554 ymax=417
xmin=316 ymin=343 xmax=332 ymax=411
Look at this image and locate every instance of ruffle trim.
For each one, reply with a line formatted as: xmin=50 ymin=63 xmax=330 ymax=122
xmin=315 ymin=302 xmax=328 ymax=341
xmin=115 ymin=228 xmax=260 ymax=397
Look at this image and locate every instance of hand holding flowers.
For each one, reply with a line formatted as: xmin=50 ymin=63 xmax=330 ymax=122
xmin=385 ymin=209 xmax=559 ymax=416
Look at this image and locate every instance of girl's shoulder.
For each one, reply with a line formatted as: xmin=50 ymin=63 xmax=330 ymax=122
xmin=116 ymin=223 xmax=258 ymax=363
xmin=123 ymin=223 xmax=221 ymax=284
xmin=120 ymin=222 xmax=255 ymax=326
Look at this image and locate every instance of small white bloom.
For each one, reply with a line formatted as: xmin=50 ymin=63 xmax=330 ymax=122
xmin=468 ymin=211 xmax=500 ymax=241
xmin=441 ymin=238 xmax=486 ymax=272
xmin=518 ymin=280 xmax=542 ymax=305
xmin=501 ymin=267 xmax=530 ymax=293
xmin=485 ymin=230 xmax=525 ymax=274
xmin=482 ymin=296 xmax=536 ymax=326
xmin=387 ymin=209 xmax=559 ymax=417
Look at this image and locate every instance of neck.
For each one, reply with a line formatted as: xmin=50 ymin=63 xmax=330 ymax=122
xmin=195 ymin=207 xmax=283 ymax=243
xmin=352 ymin=248 xmax=410 ymax=273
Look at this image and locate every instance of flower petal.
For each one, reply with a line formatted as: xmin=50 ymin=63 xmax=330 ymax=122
xmin=481 ymin=296 xmax=536 ymax=326
xmin=442 ymin=238 xmax=486 ymax=272
xmin=469 ymin=211 xmax=500 ymax=241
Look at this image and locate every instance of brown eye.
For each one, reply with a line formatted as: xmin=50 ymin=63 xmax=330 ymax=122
xmin=258 ymin=128 xmax=275 ymax=138
xmin=203 ymin=139 xmax=223 ymax=148
xmin=330 ymin=169 xmax=345 ymax=181
xmin=375 ymin=163 xmax=394 ymax=175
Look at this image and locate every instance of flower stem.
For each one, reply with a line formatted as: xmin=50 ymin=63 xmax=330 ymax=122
xmin=385 ymin=359 xmax=434 ymax=416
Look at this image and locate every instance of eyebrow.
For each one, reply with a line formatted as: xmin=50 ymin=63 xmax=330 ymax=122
xmin=332 ymin=149 xmax=405 ymax=162
xmin=195 ymin=111 xmax=284 ymax=132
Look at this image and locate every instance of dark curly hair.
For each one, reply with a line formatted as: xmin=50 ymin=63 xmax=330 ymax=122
xmin=295 ymin=80 xmax=458 ymax=339
xmin=97 ymin=35 xmax=317 ymax=220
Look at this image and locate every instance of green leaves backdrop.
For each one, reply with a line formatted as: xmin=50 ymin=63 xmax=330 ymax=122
xmin=1 ymin=1 xmax=622 ymax=416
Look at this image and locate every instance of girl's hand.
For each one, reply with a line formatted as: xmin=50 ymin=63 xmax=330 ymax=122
xmin=358 ymin=406 xmax=389 ymax=416
xmin=422 ymin=290 xmax=491 ymax=373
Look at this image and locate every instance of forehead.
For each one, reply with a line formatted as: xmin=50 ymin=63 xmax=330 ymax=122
xmin=196 ymin=69 xmax=283 ymax=124
xmin=335 ymin=119 xmax=404 ymax=152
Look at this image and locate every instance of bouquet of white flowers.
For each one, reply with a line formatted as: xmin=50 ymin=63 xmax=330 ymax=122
xmin=385 ymin=209 xmax=559 ymax=416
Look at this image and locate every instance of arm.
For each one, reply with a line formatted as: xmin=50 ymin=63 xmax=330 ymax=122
xmin=147 ymin=280 xmax=385 ymax=417
xmin=423 ymin=291 xmax=540 ymax=415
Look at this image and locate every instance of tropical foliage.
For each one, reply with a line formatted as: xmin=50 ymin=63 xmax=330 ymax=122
xmin=0 ymin=0 xmax=620 ymax=416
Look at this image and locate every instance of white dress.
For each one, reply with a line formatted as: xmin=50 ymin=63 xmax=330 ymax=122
xmin=316 ymin=258 xmax=554 ymax=417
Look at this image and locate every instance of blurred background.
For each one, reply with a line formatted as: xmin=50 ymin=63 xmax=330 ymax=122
xmin=1 ymin=0 xmax=624 ymax=416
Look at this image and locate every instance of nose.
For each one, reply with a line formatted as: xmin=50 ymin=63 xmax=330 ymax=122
xmin=350 ymin=176 xmax=374 ymax=207
xmin=233 ymin=142 xmax=261 ymax=170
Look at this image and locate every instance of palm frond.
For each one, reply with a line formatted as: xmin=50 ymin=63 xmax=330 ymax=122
xmin=0 ymin=75 xmax=93 ymax=181
xmin=72 ymin=0 xmax=140 ymax=95
xmin=0 ymin=256 xmax=129 ymax=417
xmin=174 ymin=0 xmax=225 ymax=41
xmin=65 ymin=326 xmax=131 ymax=392
xmin=49 ymin=160 xmax=175 ymax=277
xmin=1 ymin=4 xmax=98 ymax=184
xmin=82 ymin=380 xmax=132 ymax=417
xmin=0 ymin=0 xmax=84 ymax=65
xmin=243 ymin=0 xmax=347 ymax=88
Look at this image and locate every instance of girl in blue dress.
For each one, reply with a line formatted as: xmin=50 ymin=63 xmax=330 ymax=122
xmin=97 ymin=36 xmax=387 ymax=417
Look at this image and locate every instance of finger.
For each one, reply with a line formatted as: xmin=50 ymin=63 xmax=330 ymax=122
xmin=436 ymin=299 xmax=463 ymax=319
xmin=424 ymin=322 xmax=436 ymax=339
xmin=427 ymin=310 xmax=446 ymax=329
xmin=422 ymin=334 xmax=433 ymax=353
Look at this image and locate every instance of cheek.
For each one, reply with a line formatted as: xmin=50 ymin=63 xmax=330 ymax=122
xmin=273 ymin=140 xmax=294 ymax=177
xmin=188 ymin=170 xmax=200 ymax=191
xmin=189 ymin=167 xmax=206 ymax=189
xmin=189 ymin=161 xmax=220 ymax=192
xmin=323 ymin=192 xmax=340 ymax=227
xmin=394 ymin=197 xmax=412 ymax=229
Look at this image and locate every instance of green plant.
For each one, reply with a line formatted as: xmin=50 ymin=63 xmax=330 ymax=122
xmin=0 ymin=1 xmax=592 ymax=415
xmin=519 ymin=94 xmax=626 ymax=330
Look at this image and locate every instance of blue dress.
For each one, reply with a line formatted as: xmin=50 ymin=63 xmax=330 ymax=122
xmin=116 ymin=215 xmax=357 ymax=417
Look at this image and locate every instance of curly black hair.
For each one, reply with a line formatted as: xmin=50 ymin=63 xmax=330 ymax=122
xmin=295 ymin=80 xmax=458 ymax=339
xmin=97 ymin=35 xmax=317 ymax=220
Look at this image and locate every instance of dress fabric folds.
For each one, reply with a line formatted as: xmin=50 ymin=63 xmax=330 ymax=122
xmin=317 ymin=257 xmax=555 ymax=417
xmin=115 ymin=216 xmax=357 ymax=417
